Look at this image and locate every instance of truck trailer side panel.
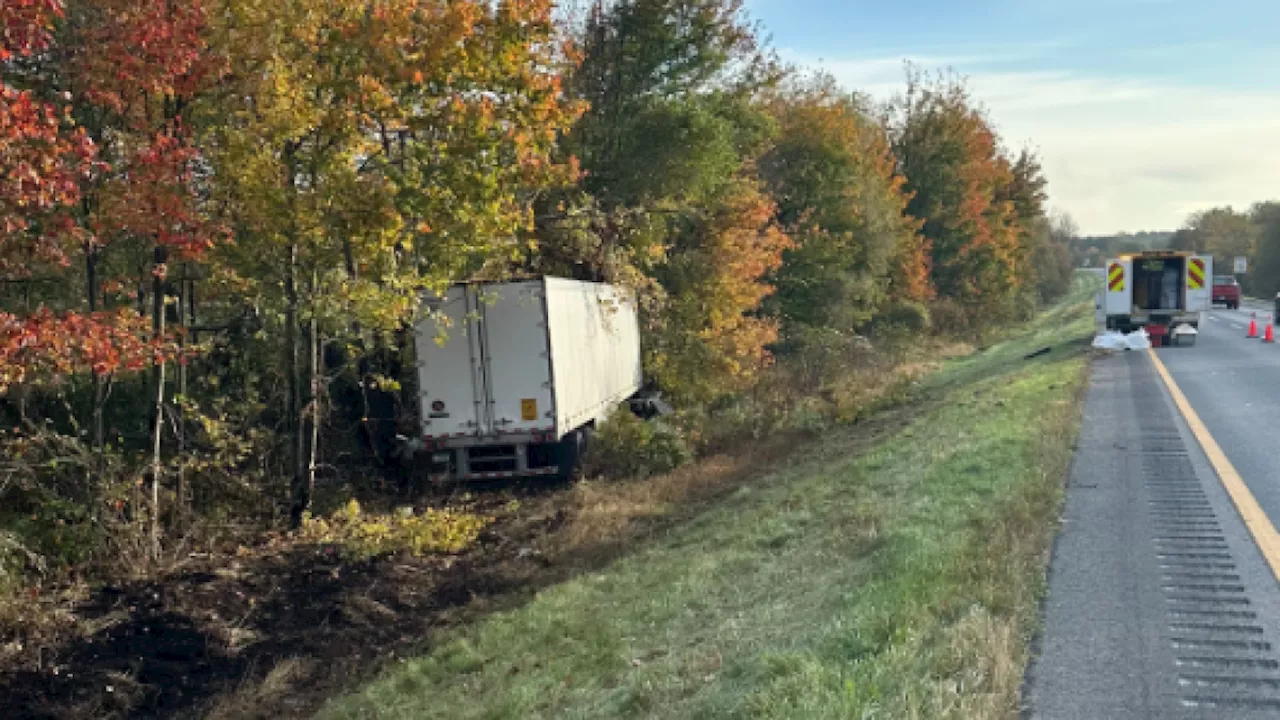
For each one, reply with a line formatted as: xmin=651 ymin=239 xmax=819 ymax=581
xmin=544 ymin=277 xmax=643 ymax=437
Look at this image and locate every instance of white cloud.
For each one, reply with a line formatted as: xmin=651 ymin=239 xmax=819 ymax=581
xmin=782 ymin=50 xmax=1280 ymax=234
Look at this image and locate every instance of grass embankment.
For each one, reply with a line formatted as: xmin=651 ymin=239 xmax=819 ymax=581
xmin=319 ymin=279 xmax=1097 ymax=720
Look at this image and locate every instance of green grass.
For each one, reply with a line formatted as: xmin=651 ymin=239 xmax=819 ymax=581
xmin=922 ymin=272 xmax=1097 ymax=393
xmin=317 ymin=280 xmax=1098 ymax=720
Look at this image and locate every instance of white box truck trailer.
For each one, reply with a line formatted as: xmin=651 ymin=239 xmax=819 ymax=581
xmin=1099 ymin=251 xmax=1211 ymax=346
xmin=411 ymin=277 xmax=643 ymax=481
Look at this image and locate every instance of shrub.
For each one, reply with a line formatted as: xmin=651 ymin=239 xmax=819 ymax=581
xmin=788 ymin=395 xmax=834 ymax=433
xmin=582 ymin=411 xmax=694 ymax=479
xmin=868 ymin=300 xmax=931 ymax=338
xmin=0 ymin=531 xmax=44 ymax=595
xmin=928 ymin=297 xmax=973 ymax=337
xmin=297 ymin=499 xmax=489 ymax=559
xmin=776 ymin=325 xmax=875 ymax=395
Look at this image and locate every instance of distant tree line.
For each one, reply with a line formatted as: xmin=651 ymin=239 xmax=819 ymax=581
xmin=1166 ymin=205 xmax=1280 ymax=298
xmin=1068 ymin=231 xmax=1173 ymax=268
xmin=1072 ymin=205 xmax=1280 ymax=299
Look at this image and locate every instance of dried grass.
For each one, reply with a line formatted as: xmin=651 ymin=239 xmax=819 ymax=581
xmin=545 ymin=434 xmax=799 ymax=560
xmin=202 ymin=657 xmax=309 ymax=720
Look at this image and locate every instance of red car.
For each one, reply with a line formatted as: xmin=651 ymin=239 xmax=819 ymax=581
xmin=1212 ymin=275 xmax=1241 ymax=309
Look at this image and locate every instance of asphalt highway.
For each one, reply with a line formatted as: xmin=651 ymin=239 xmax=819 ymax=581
xmin=1159 ymin=302 xmax=1280 ymax=530
xmin=1025 ymin=304 xmax=1280 ymax=719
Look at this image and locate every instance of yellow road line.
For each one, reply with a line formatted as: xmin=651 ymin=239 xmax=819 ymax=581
xmin=1149 ymin=349 xmax=1280 ymax=581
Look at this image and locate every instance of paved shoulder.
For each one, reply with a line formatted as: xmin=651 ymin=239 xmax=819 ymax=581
xmin=1024 ymin=352 xmax=1280 ymax=719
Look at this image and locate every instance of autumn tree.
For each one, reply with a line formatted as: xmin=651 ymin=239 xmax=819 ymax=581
xmin=563 ymin=0 xmax=788 ymax=404
xmin=889 ymin=69 xmax=1026 ymax=325
xmin=1 ymin=2 xmax=91 ymax=275
xmin=0 ymin=0 xmax=187 ymax=420
xmin=0 ymin=0 xmax=227 ymax=565
xmin=760 ymin=76 xmax=929 ymax=338
xmin=646 ymin=180 xmax=790 ymax=404
xmin=996 ymin=149 xmax=1071 ymax=308
xmin=199 ymin=0 xmax=581 ymax=523
xmin=569 ymin=0 xmax=770 ymax=203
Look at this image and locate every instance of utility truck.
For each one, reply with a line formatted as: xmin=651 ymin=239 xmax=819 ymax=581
xmin=409 ymin=277 xmax=643 ymax=482
xmin=1099 ymin=251 xmax=1212 ymax=346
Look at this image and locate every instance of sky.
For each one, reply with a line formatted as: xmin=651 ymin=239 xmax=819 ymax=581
xmin=742 ymin=0 xmax=1280 ymax=235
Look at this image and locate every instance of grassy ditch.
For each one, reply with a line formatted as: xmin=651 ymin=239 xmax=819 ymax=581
xmin=317 ymin=281 xmax=1097 ymax=720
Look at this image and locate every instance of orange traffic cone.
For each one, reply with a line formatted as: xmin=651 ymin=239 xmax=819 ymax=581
xmin=1248 ymin=313 xmax=1259 ymax=338
xmin=1266 ymin=317 xmax=1276 ymax=343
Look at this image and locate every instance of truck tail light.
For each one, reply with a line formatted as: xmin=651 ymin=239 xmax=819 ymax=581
xmin=431 ymin=400 xmax=446 ymax=412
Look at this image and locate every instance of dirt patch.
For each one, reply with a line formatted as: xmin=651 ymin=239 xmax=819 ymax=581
xmin=0 ymin=487 xmax=566 ymax=720
xmin=0 ymin=395 xmax=937 ymax=719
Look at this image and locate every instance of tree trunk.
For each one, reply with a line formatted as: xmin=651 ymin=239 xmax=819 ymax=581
xmin=174 ymin=269 xmax=189 ymax=525
xmin=287 ymin=291 xmax=320 ymax=529
xmin=148 ymin=246 xmax=168 ymax=564
xmin=86 ymin=245 xmax=106 ymax=486
xmin=285 ymin=242 xmax=307 ymax=527
xmin=306 ymin=311 xmax=320 ymax=517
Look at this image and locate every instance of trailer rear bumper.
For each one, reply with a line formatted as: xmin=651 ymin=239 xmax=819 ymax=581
xmin=1105 ymin=311 xmax=1202 ymax=333
xmin=428 ymin=460 xmax=561 ymax=482
xmin=422 ymin=431 xmax=583 ymax=482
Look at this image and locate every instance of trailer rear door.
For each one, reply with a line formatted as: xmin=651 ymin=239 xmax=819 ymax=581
xmin=1186 ymin=255 xmax=1212 ymax=312
xmin=1104 ymin=258 xmax=1133 ymax=315
xmin=415 ymin=286 xmax=484 ymax=440
xmin=477 ymin=281 xmax=557 ymax=437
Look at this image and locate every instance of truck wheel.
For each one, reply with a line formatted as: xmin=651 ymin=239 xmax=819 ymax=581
xmin=556 ymin=430 xmax=586 ymax=481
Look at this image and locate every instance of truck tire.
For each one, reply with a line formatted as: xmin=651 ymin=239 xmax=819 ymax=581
xmin=556 ymin=429 xmax=586 ymax=481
